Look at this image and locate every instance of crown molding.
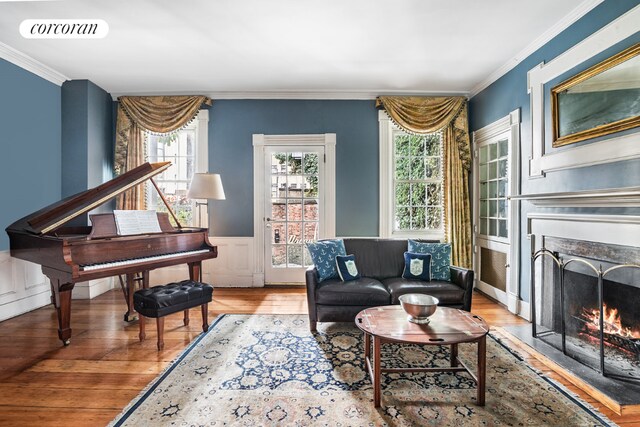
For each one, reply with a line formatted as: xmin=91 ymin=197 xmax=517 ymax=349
xmin=469 ymin=0 xmax=604 ymax=98
xmin=110 ymin=89 xmax=470 ymax=101
xmin=0 ymin=41 xmax=68 ymax=86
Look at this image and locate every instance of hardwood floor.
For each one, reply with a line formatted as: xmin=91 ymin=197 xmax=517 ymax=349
xmin=0 ymin=288 xmax=636 ymax=426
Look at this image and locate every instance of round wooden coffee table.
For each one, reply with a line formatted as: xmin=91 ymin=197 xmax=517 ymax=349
xmin=355 ymin=305 xmax=489 ymax=407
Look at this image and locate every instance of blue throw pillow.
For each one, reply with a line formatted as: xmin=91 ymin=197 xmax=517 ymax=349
xmin=402 ymin=252 xmax=431 ymax=281
xmin=407 ymin=240 xmax=451 ymax=281
xmin=306 ymin=239 xmax=347 ymax=282
xmin=336 ymin=254 xmax=360 ymax=281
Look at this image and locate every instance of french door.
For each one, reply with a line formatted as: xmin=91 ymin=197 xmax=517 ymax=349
xmin=472 ymin=111 xmax=520 ymax=311
xmin=263 ymin=146 xmax=325 ymax=284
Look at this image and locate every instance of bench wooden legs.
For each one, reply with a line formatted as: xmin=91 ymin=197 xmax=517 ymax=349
xmin=138 ymin=304 xmax=209 ymax=351
xmin=202 ymin=303 xmax=209 ymax=332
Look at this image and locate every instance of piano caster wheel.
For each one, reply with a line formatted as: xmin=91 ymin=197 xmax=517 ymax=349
xmin=63 ymin=339 xmax=71 ymax=346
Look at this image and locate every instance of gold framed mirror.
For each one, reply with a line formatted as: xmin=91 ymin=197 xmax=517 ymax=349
xmin=551 ymin=42 xmax=640 ymax=147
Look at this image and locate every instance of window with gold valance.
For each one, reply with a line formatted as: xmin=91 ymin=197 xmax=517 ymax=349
xmin=376 ymin=96 xmax=472 ymax=269
xmin=114 ymin=95 xmax=212 ymax=211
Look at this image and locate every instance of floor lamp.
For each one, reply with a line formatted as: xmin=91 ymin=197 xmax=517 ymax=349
xmin=187 ymin=173 xmax=226 ymax=229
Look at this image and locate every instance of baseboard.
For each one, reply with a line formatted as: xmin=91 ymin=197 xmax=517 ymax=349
xmin=72 ymin=277 xmax=115 ymax=299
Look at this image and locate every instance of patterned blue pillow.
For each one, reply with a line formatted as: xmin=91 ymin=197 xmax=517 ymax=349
xmin=306 ymin=239 xmax=347 ymax=282
xmin=402 ymin=252 xmax=431 ymax=281
xmin=336 ymin=254 xmax=360 ymax=281
xmin=407 ymin=240 xmax=451 ymax=281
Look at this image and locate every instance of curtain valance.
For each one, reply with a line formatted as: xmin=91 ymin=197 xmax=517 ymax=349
xmin=376 ymin=96 xmax=471 ymax=171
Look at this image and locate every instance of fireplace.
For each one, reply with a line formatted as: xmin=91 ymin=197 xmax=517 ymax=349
xmin=533 ymin=237 xmax=640 ymax=384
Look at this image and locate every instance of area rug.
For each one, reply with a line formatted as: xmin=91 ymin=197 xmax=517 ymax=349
xmin=110 ymin=314 xmax=616 ymax=426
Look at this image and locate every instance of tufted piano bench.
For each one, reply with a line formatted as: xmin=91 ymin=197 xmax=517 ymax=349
xmin=134 ymin=280 xmax=213 ymax=350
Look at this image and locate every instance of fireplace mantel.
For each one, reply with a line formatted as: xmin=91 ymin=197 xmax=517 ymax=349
xmin=511 ymin=186 xmax=640 ymax=207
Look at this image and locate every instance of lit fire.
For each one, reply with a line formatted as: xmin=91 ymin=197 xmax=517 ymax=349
xmin=581 ymin=304 xmax=640 ymax=339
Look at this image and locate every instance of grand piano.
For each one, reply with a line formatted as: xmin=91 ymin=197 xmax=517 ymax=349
xmin=5 ymin=162 xmax=217 ymax=345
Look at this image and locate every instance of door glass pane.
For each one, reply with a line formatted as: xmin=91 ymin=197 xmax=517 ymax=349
xmin=498 ymin=159 xmax=507 ymax=178
xmin=498 ymin=220 xmax=508 ymax=238
xmin=271 ymin=199 xmax=286 ymax=221
xmin=272 ymin=245 xmax=286 ymax=268
xmin=287 ymin=245 xmax=303 ymax=267
xmin=498 ymin=139 xmax=508 ymax=157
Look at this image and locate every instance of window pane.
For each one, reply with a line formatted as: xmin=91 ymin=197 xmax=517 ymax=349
xmin=479 ymin=146 xmax=488 ymax=164
xmin=409 ymin=136 xmax=425 ymax=156
xmin=271 ymin=200 xmax=286 ymax=221
xmin=489 ymin=219 xmax=497 ymax=236
xmin=489 ymin=143 xmax=498 ymax=160
xmin=287 ymin=153 xmax=302 ymax=174
xmin=395 ymin=135 xmax=410 ymax=156
xmin=287 ymin=245 xmax=303 ymax=267
xmin=488 ymin=162 xmax=497 ymax=180
xmin=426 ymin=183 xmax=442 ymax=206
xmin=480 ymin=219 xmax=488 ymax=235
xmin=303 ymin=200 xmax=318 ymax=221
xmin=426 ymin=207 xmax=442 ymax=229
xmin=395 ymin=183 xmax=410 ymax=207
xmin=412 ymin=207 xmax=426 ymax=230
xmin=304 ymin=176 xmax=318 ymax=198
xmin=498 ymin=159 xmax=507 ymax=178
xmin=425 ymin=135 xmax=440 ymax=156
xmin=425 ymin=157 xmax=440 ymax=179
xmin=271 ymin=245 xmax=286 ymax=268
xmin=303 ymin=153 xmax=318 ymax=174
xmin=498 ymin=220 xmax=508 ymax=238
xmin=410 ymin=157 xmax=425 ymax=180
xmin=395 ymin=157 xmax=410 ymax=180
xmin=479 ymin=164 xmax=487 ymax=181
xmin=480 ymin=201 xmax=487 ymax=216
xmin=304 ymin=222 xmax=318 ymax=242
xmin=489 ymin=200 xmax=497 ymax=217
xmin=287 ymin=199 xmax=302 ymax=221
xmin=498 ymin=139 xmax=508 ymax=157
xmin=411 ymin=183 xmax=426 ymax=206
xmin=498 ymin=200 xmax=507 ymax=218
xmin=489 ymin=181 xmax=497 ymax=198
xmin=498 ymin=179 xmax=507 ymax=198
xmin=395 ymin=207 xmax=411 ymax=230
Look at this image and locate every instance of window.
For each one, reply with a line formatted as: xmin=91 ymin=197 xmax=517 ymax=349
xmin=478 ymin=138 xmax=509 ymax=239
xmin=393 ymin=131 xmax=443 ymax=232
xmin=145 ymin=110 xmax=209 ymax=227
xmin=379 ymin=111 xmax=444 ymax=239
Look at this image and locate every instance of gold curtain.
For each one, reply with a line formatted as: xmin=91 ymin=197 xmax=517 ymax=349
xmin=376 ymin=96 xmax=472 ymax=268
xmin=114 ymin=95 xmax=212 ymax=210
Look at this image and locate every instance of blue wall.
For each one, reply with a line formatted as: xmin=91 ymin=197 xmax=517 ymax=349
xmin=61 ymin=80 xmax=113 ymax=224
xmin=469 ymin=0 xmax=640 ymax=302
xmin=209 ymin=100 xmax=379 ymax=237
xmin=0 ymin=59 xmax=61 ymax=250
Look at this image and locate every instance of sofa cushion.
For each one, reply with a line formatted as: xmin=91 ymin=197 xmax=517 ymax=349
xmin=336 ymin=254 xmax=360 ymax=281
xmin=306 ymin=239 xmax=347 ymax=282
xmin=316 ymin=277 xmax=390 ymax=306
xmin=382 ymin=277 xmax=465 ymax=305
xmin=402 ymin=252 xmax=432 ymax=281
xmin=407 ymin=240 xmax=451 ymax=281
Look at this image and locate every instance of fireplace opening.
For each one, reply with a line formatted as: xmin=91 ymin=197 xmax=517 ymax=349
xmin=533 ymin=239 xmax=640 ymax=383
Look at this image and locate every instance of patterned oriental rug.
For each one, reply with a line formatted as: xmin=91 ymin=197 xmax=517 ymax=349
xmin=110 ymin=314 xmax=615 ymax=426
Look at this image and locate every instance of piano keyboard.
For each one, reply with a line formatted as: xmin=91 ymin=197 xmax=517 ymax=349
xmin=80 ymin=249 xmax=211 ymax=271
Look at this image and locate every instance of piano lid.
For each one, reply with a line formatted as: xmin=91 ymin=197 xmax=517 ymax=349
xmin=7 ymin=162 xmax=172 ymax=235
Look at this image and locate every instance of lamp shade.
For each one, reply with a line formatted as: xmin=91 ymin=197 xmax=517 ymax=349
xmin=187 ymin=173 xmax=226 ymax=200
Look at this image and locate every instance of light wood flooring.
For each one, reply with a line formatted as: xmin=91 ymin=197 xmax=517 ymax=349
xmin=0 ymin=288 xmax=637 ymax=426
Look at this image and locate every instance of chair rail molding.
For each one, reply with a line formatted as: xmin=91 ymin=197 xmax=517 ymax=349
xmin=527 ymin=4 xmax=640 ymax=177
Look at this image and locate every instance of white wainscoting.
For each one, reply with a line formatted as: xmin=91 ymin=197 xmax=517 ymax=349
xmin=206 ymin=237 xmax=259 ymax=287
xmin=0 ymin=250 xmax=118 ymax=322
xmin=0 ymin=250 xmax=50 ymax=322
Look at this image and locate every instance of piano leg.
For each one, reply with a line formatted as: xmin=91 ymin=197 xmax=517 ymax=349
xmin=49 ymin=278 xmax=74 ymax=346
xmin=124 ymin=271 xmax=150 ymax=322
xmin=188 ymin=261 xmax=202 ymax=282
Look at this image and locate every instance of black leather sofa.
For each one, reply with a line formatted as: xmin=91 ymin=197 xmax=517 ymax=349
xmin=305 ymin=238 xmax=474 ymax=332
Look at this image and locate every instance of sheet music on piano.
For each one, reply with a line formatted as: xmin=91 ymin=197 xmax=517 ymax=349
xmin=114 ymin=210 xmax=162 ymax=235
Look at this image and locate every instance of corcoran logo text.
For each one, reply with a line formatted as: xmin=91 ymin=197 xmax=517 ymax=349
xmin=20 ymin=19 xmax=109 ymax=39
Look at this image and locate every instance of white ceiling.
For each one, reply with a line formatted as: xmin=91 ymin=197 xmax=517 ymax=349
xmin=0 ymin=0 xmax=595 ymax=98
